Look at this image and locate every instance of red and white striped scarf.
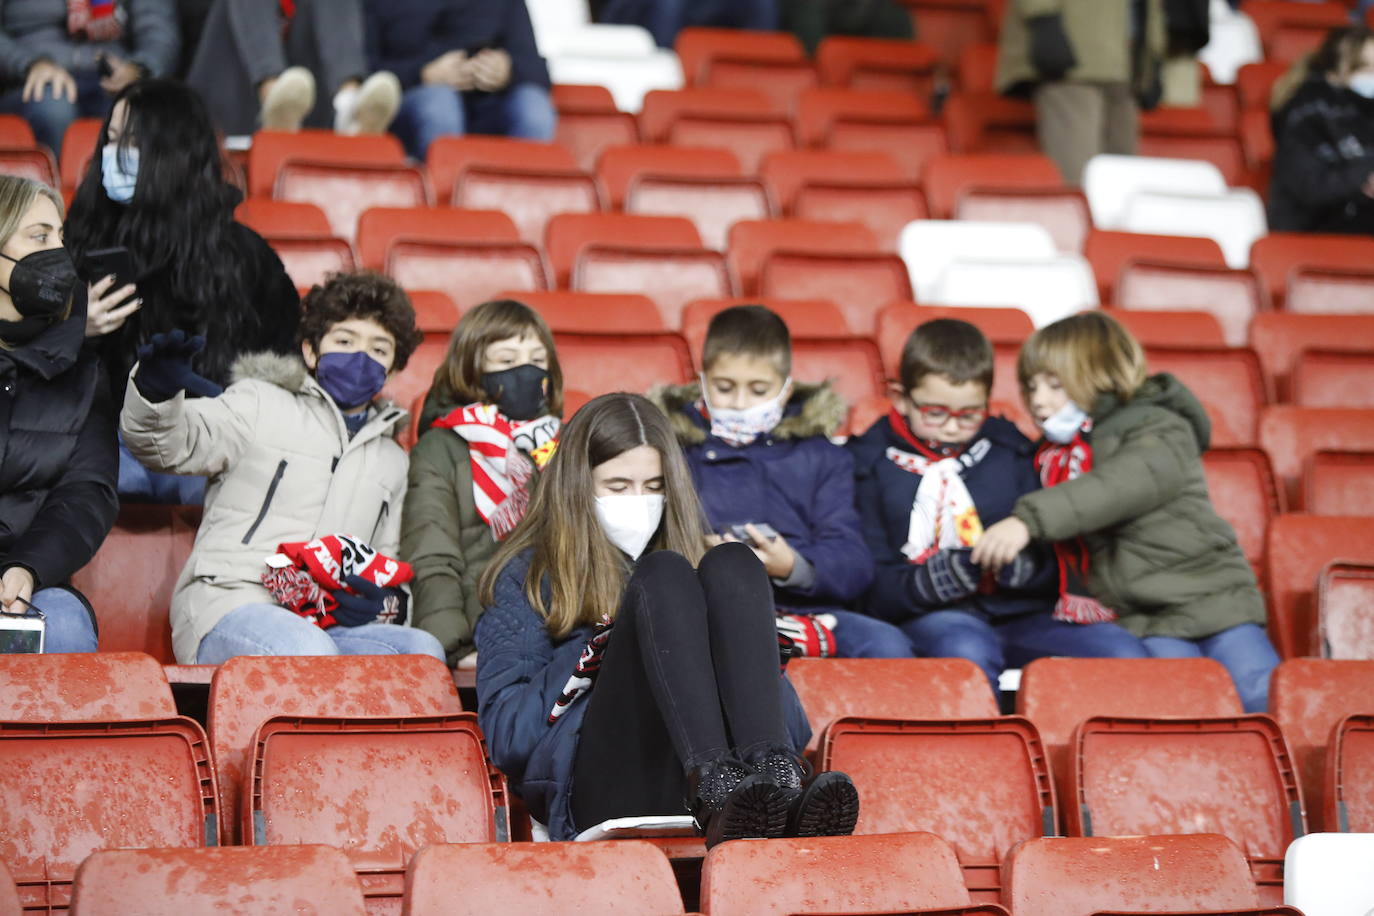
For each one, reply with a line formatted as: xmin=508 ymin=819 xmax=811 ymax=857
xmin=67 ymin=0 xmax=122 ymax=41
xmin=884 ymin=408 xmax=988 ymax=563
xmin=433 ymin=404 xmax=559 ymax=540
xmin=1035 ymin=426 xmax=1119 ymax=625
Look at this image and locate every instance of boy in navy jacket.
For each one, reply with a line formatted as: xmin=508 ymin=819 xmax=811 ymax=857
xmin=848 ymin=318 xmax=1145 ymax=688
xmin=651 ymin=305 xmax=912 ymax=658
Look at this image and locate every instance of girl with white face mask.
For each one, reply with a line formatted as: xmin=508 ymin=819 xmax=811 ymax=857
xmin=474 ymin=392 xmax=859 ymax=847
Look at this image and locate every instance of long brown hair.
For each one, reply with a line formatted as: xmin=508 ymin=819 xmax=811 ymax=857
xmin=430 ymin=299 xmax=564 ymax=416
xmin=478 ymin=392 xmax=707 ymax=638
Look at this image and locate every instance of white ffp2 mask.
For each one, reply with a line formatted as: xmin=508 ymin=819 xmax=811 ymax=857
xmin=1040 ymin=400 xmax=1090 ymax=444
xmin=594 ymin=494 xmax=665 ymax=559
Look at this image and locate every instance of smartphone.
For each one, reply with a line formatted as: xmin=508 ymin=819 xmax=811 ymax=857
xmin=0 ymin=615 xmax=45 ymax=653
xmin=85 ymin=246 xmax=136 ymax=289
xmin=97 ymin=53 xmax=113 ymax=80
xmin=729 ymin=523 xmax=779 ymax=544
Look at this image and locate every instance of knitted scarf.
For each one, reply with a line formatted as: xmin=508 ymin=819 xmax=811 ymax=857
xmin=1034 ymin=427 xmax=1119 ymax=624
xmin=883 ymin=407 xmax=988 ymax=563
xmin=548 ymin=616 xmax=613 ymax=723
xmin=67 ymin=0 xmax=122 ymax=41
xmin=434 ymin=404 xmax=560 ymax=540
xmin=261 ymin=533 xmax=414 ymax=629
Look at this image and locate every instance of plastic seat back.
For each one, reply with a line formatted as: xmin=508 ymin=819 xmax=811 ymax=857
xmin=667 ymin=114 xmax=796 ymax=174
xmin=1249 ymin=232 xmax=1374 ymax=308
xmin=1082 ymin=154 xmax=1227 ymax=230
xmin=0 ymin=718 xmax=217 ymax=911
xmin=235 ymin=198 xmax=332 ymax=239
xmin=513 ymin=291 xmax=667 ymax=334
xmin=1083 ymin=228 xmax=1226 ymax=301
xmin=386 ymin=240 xmax=550 ymax=313
xmin=1326 ymin=715 xmax=1374 ymax=832
xmin=554 ymin=333 xmax=693 ymax=398
xmin=401 ymin=841 xmax=683 ymax=916
xmin=383 ymin=335 xmax=447 ymax=416
xmin=1119 ymin=188 xmax=1268 ymax=269
xmin=815 ymin=37 xmax=940 ymax=94
xmin=759 ymin=149 xmax=906 ymax=212
xmin=247 ymin=130 xmax=405 ymax=199
xmin=274 ymin=161 xmax=430 ymax=244
xmin=703 ymin=58 xmax=818 ymax=114
xmin=544 ymin=212 xmax=701 ymax=286
xmin=1307 ymin=451 xmax=1374 ymax=517
xmin=596 ymin=145 xmax=740 ymax=209
xmin=70 ymin=845 xmax=366 ymax=916
xmin=681 ymin=296 xmax=849 ymax=358
xmin=1144 ymin=345 xmax=1268 ymax=447
xmin=826 ymin=119 xmax=949 ymax=182
xmin=637 ymin=87 xmax=780 ymax=143
xmin=898 ymin=220 xmax=1057 ymax=302
xmin=927 ymin=255 xmax=1098 ymax=328
xmin=0 ymin=147 xmax=58 ymax=186
xmin=1285 ymin=266 xmax=1374 ymax=315
xmin=954 ymin=187 xmax=1091 ymax=254
xmin=0 ymin=113 xmax=36 ymax=147
xmin=207 ymin=655 xmax=462 ymax=844
xmin=356 ymin=206 xmax=520 ymax=271
xmin=1201 ymin=447 xmax=1283 ymax=577
xmin=1107 ymin=307 xmax=1226 ymax=347
xmin=795 ymin=87 xmax=930 ymax=147
xmin=1250 ymin=313 xmax=1374 ymax=402
xmin=758 ymin=250 xmax=911 ymax=335
xmin=1283 ymin=833 xmax=1374 ymax=916
xmin=1267 ymin=514 xmax=1374 ymax=663
xmin=674 ymin=28 xmax=805 ymax=85
xmin=453 ymin=166 xmax=603 ymax=246
xmin=58 ymin=117 xmax=105 ymax=192
xmin=555 ymin=108 xmax=638 ymax=173
xmin=792 ymin=180 xmax=928 ymax=251
xmin=942 ymin=93 xmax=1038 ymax=156
xmin=1004 ymin=834 xmax=1260 ymax=916
xmin=876 ymin=303 xmax=1033 ymax=379
xmin=727 ymin=219 xmax=877 ymax=295
xmin=1117 ymin=261 xmax=1265 ymax=347
xmin=626 ymin=174 xmax=773 ymax=253
xmin=1247 ymin=0 xmax=1350 ymax=63
xmin=426 ymin=136 xmax=577 ymax=204
xmin=1137 ymin=133 xmax=1246 ymax=185
xmin=1292 ymin=351 xmax=1374 ymax=409
xmin=265 ymin=235 xmax=357 ymax=290
xmin=903 ymin=1 xmax=995 ymax=69
xmin=0 ymin=860 xmax=17 ymax=916
xmin=1318 ymin=562 xmax=1374 ymax=661
xmin=921 ymin=153 xmax=1063 ymax=220
xmin=700 ymin=832 xmax=973 ymax=916
xmin=1259 ymin=407 xmax=1374 ymax=510
xmin=0 ymin=652 xmax=175 ymax=721
xmin=575 ymin=247 xmax=732 ymax=329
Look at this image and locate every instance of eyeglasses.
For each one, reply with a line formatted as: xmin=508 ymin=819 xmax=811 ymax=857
xmin=910 ymin=403 xmax=988 ymax=427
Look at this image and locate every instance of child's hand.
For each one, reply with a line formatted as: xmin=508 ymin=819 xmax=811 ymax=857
xmin=972 ymin=517 xmax=1031 ymax=572
xmin=727 ymin=523 xmax=795 ymax=579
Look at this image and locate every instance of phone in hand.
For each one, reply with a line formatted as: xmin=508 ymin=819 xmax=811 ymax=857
xmin=97 ymin=53 xmax=113 ymax=80
xmin=729 ymin=522 xmax=779 ymax=545
xmin=0 ymin=612 xmax=45 ymax=653
xmin=85 ymin=246 xmax=135 ymax=289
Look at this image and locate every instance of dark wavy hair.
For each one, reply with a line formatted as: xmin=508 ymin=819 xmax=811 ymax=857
xmin=64 ymin=79 xmax=253 ymax=382
xmin=298 ymin=272 xmax=423 ymax=372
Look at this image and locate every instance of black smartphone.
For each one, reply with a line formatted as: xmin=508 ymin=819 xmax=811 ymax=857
xmin=85 ymin=246 xmax=136 ymax=289
xmin=97 ymin=53 xmax=113 ymax=80
xmin=729 ymin=523 xmax=779 ymax=544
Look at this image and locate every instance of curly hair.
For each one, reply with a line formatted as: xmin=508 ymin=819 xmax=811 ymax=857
xmin=298 ymin=272 xmax=423 ymax=371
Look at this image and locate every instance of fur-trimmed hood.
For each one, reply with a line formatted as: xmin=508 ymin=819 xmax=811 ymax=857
xmin=229 ymin=350 xmax=408 ymax=436
xmin=649 ymin=380 xmax=848 ymax=446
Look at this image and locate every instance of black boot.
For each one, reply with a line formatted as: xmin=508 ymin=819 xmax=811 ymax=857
xmin=686 ymin=755 xmax=791 ymax=847
xmin=787 ymin=769 xmax=860 ymax=838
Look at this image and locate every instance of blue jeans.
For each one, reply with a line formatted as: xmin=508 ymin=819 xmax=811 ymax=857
xmin=196 ymin=602 xmax=447 ymax=664
xmin=118 ymin=437 xmax=206 ymax=505
xmin=1143 ymin=623 xmax=1279 ymax=714
xmin=902 ymin=608 xmax=1149 ymax=692
xmin=2 ymin=587 xmax=99 ymax=654
xmin=0 ymin=67 xmax=111 ymax=159
xmin=392 ymin=82 xmax=557 ymax=160
xmin=829 ymin=609 xmax=915 ymax=658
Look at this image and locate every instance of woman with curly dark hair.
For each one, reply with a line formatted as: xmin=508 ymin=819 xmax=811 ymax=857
xmin=65 ymin=78 xmax=300 ymax=502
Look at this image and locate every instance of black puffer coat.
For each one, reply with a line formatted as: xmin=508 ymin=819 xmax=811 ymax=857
xmin=0 ymin=295 xmax=118 ymax=590
xmin=1269 ymin=78 xmax=1374 ymax=234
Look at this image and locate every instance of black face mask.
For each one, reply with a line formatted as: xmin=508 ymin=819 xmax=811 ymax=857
xmin=1 ymin=247 xmax=78 ymax=320
xmin=481 ymin=364 xmax=549 ymax=421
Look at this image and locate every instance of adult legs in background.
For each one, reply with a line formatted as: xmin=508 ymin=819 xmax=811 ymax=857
xmin=393 ymin=85 xmax=464 ymax=160
xmin=998 ymin=613 xmax=1149 ymax=669
xmin=828 ymin=609 xmax=916 ymax=658
xmin=597 ymin=0 xmax=684 ymax=48
xmin=1033 ymin=81 xmax=1105 ymax=186
xmin=195 ymin=602 xmax=343 ymax=663
xmin=1100 ymin=80 xmax=1140 ymax=156
xmin=465 ymin=83 xmax=557 ymax=142
xmin=685 ymin=0 xmax=779 ymax=29
xmin=284 ymin=0 xmax=368 ymax=129
xmin=328 ymin=622 xmax=447 ymax=661
xmin=1143 ymin=623 xmax=1279 ymax=713
xmin=27 ymin=587 xmax=98 ymax=653
xmin=901 ymin=608 xmax=1004 ymax=693
xmin=0 ymin=68 xmax=110 ymax=159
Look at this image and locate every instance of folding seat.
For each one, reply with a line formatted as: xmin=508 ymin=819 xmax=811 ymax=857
xmin=0 ymin=113 xmax=35 ymax=147
xmin=402 ymin=841 xmax=683 ymax=916
xmin=681 ymin=296 xmax=849 ymax=349
xmin=69 ymin=504 xmax=199 ymax=662
xmin=942 ymin=93 xmax=1039 ymax=156
xmin=264 ymin=235 xmax=357 ymax=290
xmin=700 ymin=832 xmax=977 ymax=916
xmin=792 ymin=181 xmax=929 ymax=251
xmin=1003 ymin=835 xmax=1262 ymax=916
xmin=956 ymin=42 xmax=999 ymax=94
xmin=1083 ymin=228 xmax=1226 ymax=302
xmin=509 ymin=290 xmax=667 ymax=334
xmin=1137 ymin=131 xmax=1247 ymax=186
xmin=673 ymin=27 xmax=805 ymax=86
xmin=0 ymin=652 xmax=176 ymax=722
xmin=0 ymin=717 xmax=217 ymax=912
xmin=235 ymin=198 xmax=332 ymax=239
xmin=1292 ymin=350 xmax=1374 ymax=410
xmin=1083 ymin=154 xmax=1228 ymax=230
xmin=1259 ymin=406 xmax=1374 ymax=510
xmin=667 ymin=113 xmax=797 ymax=174
xmin=825 ymin=118 xmax=949 ymax=182
xmin=759 ymin=149 xmax=907 ymax=213
xmin=787 ymin=657 xmax=997 ymax=755
xmin=758 ymin=250 xmax=912 ymax=334
xmin=1065 ymin=715 xmax=1305 ymax=903
xmin=577 ymin=251 xmax=732 ymax=329
xmin=1318 ymin=562 xmax=1374 ymax=660
xmin=702 ymin=59 xmax=819 ymax=115
xmin=921 ymin=153 xmax=1063 ymax=220
xmin=206 ymin=654 xmax=463 ymax=844
xmin=384 ymin=239 xmax=549 ymax=313
xmin=1285 ymin=265 xmax=1374 ymax=315
xmin=636 ymin=87 xmax=780 ymax=144
xmin=383 ymin=334 xmax=448 ymax=421
xmin=246 ymin=129 xmax=406 ymax=200
xmin=1249 ymin=313 xmax=1374 ymax=403
xmin=1249 ymin=232 xmax=1374 ymax=309
xmin=1121 ymin=188 xmax=1269 ymax=269
xmin=901 ymin=0 xmax=997 ymax=70
xmin=453 ymin=166 xmax=604 ymax=247
xmin=554 ymin=106 xmax=638 ymax=173
xmin=1325 ymin=714 xmax=1374 ymax=831
xmin=625 ymin=174 xmax=774 ymax=252
xmin=1241 ymin=104 xmax=1275 ymax=178
xmin=551 ymin=83 xmax=618 ymax=113
xmin=820 ymin=717 xmax=1056 ymax=902
xmin=1116 ymin=260 xmax=1265 ymax=348
xmin=1106 ymin=307 xmax=1225 ymax=347
xmin=69 ymin=846 xmax=367 ymax=916
xmin=1284 ymin=833 xmax=1374 ymax=916
xmin=898 ymin=220 xmax=1057 ymax=301
xmin=407 ymin=289 xmax=463 ymax=337
xmin=0 ymin=861 xmax=17 ymax=916
xmin=1201 ymin=447 xmax=1283 ymax=577
xmin=544 ymin=211 xmax=703 ymax=286
xmin=876 ymin=303 xmax=1034 ymax=379
xmin=58 ymin=117 xmax=103 ymax=192
xmin=815 ymin=36 xmax=941 ymax=94
xmin=1236 ymin=61 xmax=1290 ymax=110
xmin=355 ymin=206 xmax=520 ymax=272
xmin=1144 ymin=345 xmax=1268 ymax=446
xmin=727 ymin=218 xmax=877 ymax=296
xmin=1246 ymin=0 xmax=1350 ymax=63
xmin=425 ymin=136 xmax=577 ymax=205
xmin=0 ymin=147 xmax=58 ymax=186
xmin=595 ymin=144 xmax=740 ymax=210
xmin=1307 ymin=450 xmax=1374 ymax=517
xmin=528 ymin=292 xmax=693 ymax=397
xmin=954 ymin=187 xmax=1092 ymax=254
xmin=1265 ymin=514 xmax=1374 ymax=662
xmin=926 ymin=255 xmax=1099 ymax=329
xmin=794 ymin=87 xmax=930 ymax=147
xmin=273 ymin=161 xmax=430 ymax=248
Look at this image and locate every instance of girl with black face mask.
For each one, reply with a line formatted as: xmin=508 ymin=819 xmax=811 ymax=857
xmin=0 ymin=176 xmax=118 ymax=655
xmin=400 ymin=299 xmax=565 ymax=670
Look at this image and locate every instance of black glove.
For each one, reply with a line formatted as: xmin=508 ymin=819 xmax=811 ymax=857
xmin=329 ymin=574 xmax=408 ymax=628
xmin=908 ymin=548 xmax=982 ymax=606
xmin=997 ymin=549 xmax=1041 ymax=590
xmin=133 ymin=330 xmax=225 ymax=403
xmin=1027 ymin=14 xmax=1077 ymax=81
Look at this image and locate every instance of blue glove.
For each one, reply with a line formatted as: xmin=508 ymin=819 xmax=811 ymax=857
xmin=134 ymin=330 xmax=224 ymax=402
xmin=329 ymin=574 xmax=408 ymax=628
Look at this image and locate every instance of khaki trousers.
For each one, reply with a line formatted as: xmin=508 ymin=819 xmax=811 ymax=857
xmin=1033 ymin=81 xmax=1139 ymax=185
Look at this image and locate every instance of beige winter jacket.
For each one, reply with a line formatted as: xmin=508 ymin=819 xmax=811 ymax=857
xmin=996 ymin=0 xmax=1167 ymax=96
xmin=121 ymin=351 xmax=410 ymax=663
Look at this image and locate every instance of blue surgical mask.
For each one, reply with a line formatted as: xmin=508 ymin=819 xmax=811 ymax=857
xmin=315 ymin=350 xmax=387 ymax=410
xmin=1041 ymin=400 xmax=1090 ymax=444
xmin=101 ymin=144 xmax=139 ymax=203
xmin=1350 ymin=73 xmax=1374 ymax=99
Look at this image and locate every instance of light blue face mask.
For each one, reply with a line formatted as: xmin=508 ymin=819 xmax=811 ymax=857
xmin=101 ymin=144 xmax=139 ymax=203
xmin=1350 ymin=73 xmax=1374 ymax=99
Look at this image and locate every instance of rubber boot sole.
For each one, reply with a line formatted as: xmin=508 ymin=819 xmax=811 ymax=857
xmin=705 ymin=775 xmax=791 ymax=847
xmin=788 ymin=771 xmax=860 ymax=837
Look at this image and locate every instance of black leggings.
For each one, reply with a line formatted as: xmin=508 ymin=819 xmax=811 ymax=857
xmin=569 ymin=542 xmax=792 ymax=830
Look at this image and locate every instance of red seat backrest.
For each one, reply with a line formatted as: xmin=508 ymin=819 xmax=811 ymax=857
xmin=235 ymin=198 xmax=332 ymax=239
xmin=247 ymin=129 xmax=405 ymax=199
xmin=544 ymin=211 xmax=702 ymax=286
xmin=637 ymin=87 xmax=780 ymax=143
xmin=1292 ymin=351 xmax=1374 ymax=409
xmin=0 ymin=652 xmax=176 ymax=721
xmin=1249 ymin=313 xmax=1374 ymax=401
xmin=1265 ymin=513 xmax=1374 ymax=660
xmin=595 ymin=144 xmax=740 ymax=209
xmin=1306 ymin=450 xmax=1374 ymax=517
xmin=727 ymin=218 xmax=876 ymax=294
xmin=355 ymin=206 xmax=519 ymax=271
xmin=674 ymin=27 xmax=805 ymax=85
xmin=1202 ymin=447 xmax=1283 ymax=577
xmin=426 ymin=136 xmax=576 ymax=204
xmin=1249 ymin=232 xmax=1374 ymax=308
xmin=921 ymin=152 xmax=1063 ymax=219
xmin=1084 ymin=229 xmax=1226 ymax=302
xmin=1259 ymin=406 xmax=1374 ymax=510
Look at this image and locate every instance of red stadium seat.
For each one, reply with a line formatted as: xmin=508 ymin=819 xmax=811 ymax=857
xmin=1292 ymin=351 xmax=1374 ymax=409
xmin=0 ymin=860 xmax=17 ymax=916
xmin=402 ymin=841 xmax=683 ymax=916
xmin=758 ymin=250 xmax=911 ymax=335
xmin=1139 ymin=133 xmax=1247 ymax=186
xmin=59 ymin=117 xmax=104 ymax=192
xmin=1144 ymin=345 xmax=1269 ymax=447
xmin=1202 ymin=447 xmax=1284 ymax=577
xmin=356 ymin=206 xmax=519 ymax=271
xmin=1270 ymin=658 xmax=1374 ymax=829
xmin=1083 ymin=229 xmax=1226 ymax=302
xmin=555 ymin=334 xmax=693 ymax=398
xmin=942 ymin=93 xmax=1038 ymax=156
xmin=700 ymin=832 xmax=976 ymax=916
xmin=1249 ymin=232 xmax=1374 ymax=309
xmin=625 ymin=174 xmax=774 ymax=252
xmin=820 ymin=716 xmax=1055 ymax=902
xmin=0 ymin=113 xmax=36 ymax=147
xmin=0 ymin=718 xmax=217 ymax=912
xmin=759 ymin=149 xmax=907 ymax=211
xmin=674 ymin=27 xmax=805 ymax=85
xmin=954 ymin=186 xmax=1092 ymax=253
xmin=956 ymin=42 xmax=1000 ymax=94
xmin=1306 ymin=450 xmax=1374 ymax=517
xmin=668 ymin=114 xmax=796 ymax=174
xmin=544 ymin=212 xmax=702 ymax=286
xmin=1236 ymin=62 xmax=1290 ymax=110
xmin=727 ymin=218 xmax=877 ymax=295
xmin=551 ymin=84 xmax=618 ymax=113
xmin=453 ymin=167 xmax=603 ymax=246
xmin=575 ymin=247 xmax=733 ymax=328
xmin=425 ymin=136 xmax=577 ymax=205
xmin=1318 ymin=563 xmax=1374 ymax=661
xmin=1265 ymin=514 xmax=1374 ymax=660
xmin=247 ymin=129 xmax=405 ymax=199
xmin=235 ymin=198 xmax=332 ymax=239
xmin=702 ymin=59 xmax=818 ymax=114
xmin=207 ymin=655 xmax=462 ymax=844
xmin=0 ymin=651 xmax=176 ymax=721
xmin=791 ymin=181 xmax=929 ymax=251
xmin=825 ymin=118 xmax=949 ymax=182
xmin=1003 ymin=835 xmax=1261 ymax=916
xmin=1066 ymin=715 xmax=1304 ymax=904
xmin=815 ymin=37 xmax=940 ymax=94
xmin=385 ymin=240 xmax=548 ymax=312
xmin=264 ymin=235 xmax=357 ymax=289
xmin=70 ymin=846 xmax=367 ymax=916
xmin=596 ymin=144 xmax=741 ymax=210
xmin=1246 ymin=0 xmax=1350 ymax=63
xmin=1117 ymin=260 xmax=1266 ymax=348
xmin=555 ymin=109 xmax=638 ymax=173
xmin=681 ymin=296 xmax=848 ymax=349
xmin=787 ymin=657 xmax=997 ymax=755
xmin=921 ymin=152 xmax=1063 ymax=219
xmin=407 ymin=290 xmax=462 ymax=337
xmin=1259 ymin=406 xmax=1374 ymax=510
xmin=1249 ymin=313 xmax=1374 ymax=402
xmin=1106 ymin=307 xmax=1226 ymax=347
xmin=1326 ymin=714 xmax=1374 ymax=833
xmin=384 ymin=336 xmax=446 ymax=415
xmin=876 ymin=303 xmax=1033 ymax=380
xmin=637 ymin=87 xmax=780 ymax=143
xmin=902 ymin=0 xmax=997 ymax=70
xmin=1286 ymin=266 xmax=1374 ymax=315
xmin=794 ymin=87 xmax=930 ymax=147
xmin=274 ymin=161 xmax=430 ymax=244
xmin=0 ymin=147 xmax=58 ymax=186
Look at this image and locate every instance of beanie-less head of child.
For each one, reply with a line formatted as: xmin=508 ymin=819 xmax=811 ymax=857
xmin=892 ymin=319 xmax=992 ymax=456
xmin=699 ymin=306 xmax=793 ymax=447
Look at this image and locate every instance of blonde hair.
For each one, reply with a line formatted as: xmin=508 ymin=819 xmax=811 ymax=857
xmin=478 ymin=393 xmax=707 ymax=639
xmin=1017 ymin=311 xmax=1147 ymax=410
xmin=0 ymin=176 xmax=70 ymax=349
xmin=430 ymin=299 xmax=564 ymax=416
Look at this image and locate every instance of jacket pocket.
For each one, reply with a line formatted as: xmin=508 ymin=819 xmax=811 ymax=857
xmin=371 ymin=499 xmax=390 ymax=545
xmin=242 ymin=459 xmax=288 ymax=545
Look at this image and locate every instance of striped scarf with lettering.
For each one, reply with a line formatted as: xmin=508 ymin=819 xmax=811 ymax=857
xmin=433 ymin=404 xmax=559 ymax=540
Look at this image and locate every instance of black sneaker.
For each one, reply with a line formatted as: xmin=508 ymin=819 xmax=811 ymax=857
xmin=786 ymin=770 xmax=860 ymax=837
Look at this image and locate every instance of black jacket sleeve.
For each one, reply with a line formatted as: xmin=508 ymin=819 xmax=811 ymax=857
xmin=502 ymin=0 xmax=550 ymax=90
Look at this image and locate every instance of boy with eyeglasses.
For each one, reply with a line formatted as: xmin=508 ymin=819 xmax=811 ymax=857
xmin=848 ymin=318 xmax=1145 ymax=691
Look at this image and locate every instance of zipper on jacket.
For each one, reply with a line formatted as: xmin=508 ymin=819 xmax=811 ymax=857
xmin=371 ymin=500 xmax=390 ymax=544
xmin=243 ymin=459 xmax=288 ymax=544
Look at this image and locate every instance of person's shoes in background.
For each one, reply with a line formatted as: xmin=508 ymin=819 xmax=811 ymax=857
xmin=260 ymin=66 xmax=315 ymax=131
xmin=335 ymin=71 xmax=401 ymax=135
